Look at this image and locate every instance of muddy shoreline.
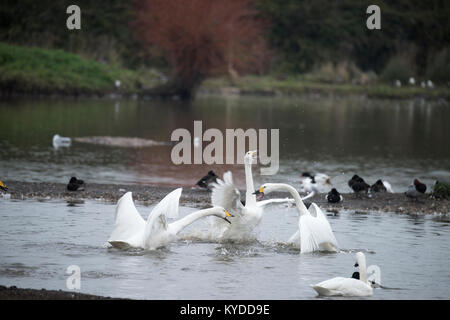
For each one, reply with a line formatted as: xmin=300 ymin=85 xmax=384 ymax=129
xmin=2 ymin=180 xmax=449 ymax=215
xmin=0 ymin=285 xmax=124 ymax=300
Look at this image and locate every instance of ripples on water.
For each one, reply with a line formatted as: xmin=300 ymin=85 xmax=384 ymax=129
xmin=0 ymin=199 xmax=449 ymax=299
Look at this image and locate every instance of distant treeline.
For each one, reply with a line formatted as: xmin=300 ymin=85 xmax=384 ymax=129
xmin=1 ymin=0 xmax=449 ymax=83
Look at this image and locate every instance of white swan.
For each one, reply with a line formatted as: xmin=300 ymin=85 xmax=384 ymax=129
xmin=210 ymin=150 xmax=293 ymax=240
xmin=311 ymin=252 xmax=373 ymax=297
xmin=254 ymin=183 xmax=338 ymax=253
xmin=108 ymin=189 xmax=232 ymax=250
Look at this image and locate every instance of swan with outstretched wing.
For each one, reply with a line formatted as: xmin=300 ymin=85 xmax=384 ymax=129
xmin=210 ymin=150 xmax=293 ymax=240
xmin=108 ymin=189 xmax=232 ymax=250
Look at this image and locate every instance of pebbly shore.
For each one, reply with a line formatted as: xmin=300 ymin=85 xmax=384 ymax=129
xmin=2 ymin=180 xmax=449 ymax=215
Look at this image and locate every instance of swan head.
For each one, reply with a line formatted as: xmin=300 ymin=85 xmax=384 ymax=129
xmin=0 ymin=180 xmax=7 ymax=191
xmin=252 ymin=183 xmax=276 ymax=197
xmin=244 ymin=150 xmax=257 ymax=165
xmin=210 ymin=206 xmax=234 ymax=224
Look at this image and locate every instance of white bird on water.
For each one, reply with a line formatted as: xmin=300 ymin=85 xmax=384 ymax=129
xmin=108 ymin=189 xmax=232 ymax=250
xmin=210 ymin=150 xmax=293 ymax=240
xmin=311 ymin=252 xmax=373 ymax=297
xmin=52 ymin=134 xmax=71 ymax=149
xmin=254 ymin=182 xmax=338 ymax=253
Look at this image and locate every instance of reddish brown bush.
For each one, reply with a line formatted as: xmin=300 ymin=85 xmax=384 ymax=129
xmin=134 ymin=0 xmax=270 ymax=98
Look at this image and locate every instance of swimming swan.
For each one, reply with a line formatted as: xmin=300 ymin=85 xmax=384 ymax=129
xmin=210 ymin=150 xmax=293 ymax=240
xmin=254 ymin=183 xmax=338 ymax=253
xmin=108 ymin=189 xmax=232 ymax=250
xmin=311 ymin=252 xmax=373 ymax=297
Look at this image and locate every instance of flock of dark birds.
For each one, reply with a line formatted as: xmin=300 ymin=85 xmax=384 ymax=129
xmin=0 ymin=172 xmax=443 ymax=204
xmin=194 ymin=171 xmax=432 ymax=203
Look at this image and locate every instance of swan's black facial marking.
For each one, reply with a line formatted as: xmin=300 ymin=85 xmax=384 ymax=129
xmin=253 ymin=188 xmax=265 ymax=201
xmin=223 ymin=211 xmax=234 ymax=224
xmin=0 ymin=180 xmax=8 ymax=191
xmin=253 ymin=186 xmax=265 ymax=197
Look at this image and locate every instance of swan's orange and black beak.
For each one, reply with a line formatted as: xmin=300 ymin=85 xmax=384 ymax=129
xmin=0 ymin=180 xmax=7 ymax=191
xmin=252 ymin=186 xmax=264 ymax=196
xmin=223 ymin=211 xmax=233 ymax=224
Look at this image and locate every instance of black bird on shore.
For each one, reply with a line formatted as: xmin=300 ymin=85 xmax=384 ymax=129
xmin=195 ymin=171 xmax=218 ymax=190
xmin=326 ymin=188 xmax=343 ymax=203
xmin=370 ymin=179 xmax=387 ymax=192
xmin=67 ymin=177 xmax=85 ymax=191
xmin=0 ymin=180 xmax=7 ymax=192
xmin=348 ymin=175 xmax=370 ymax=194
xmin=405 ymin=179 xmax=426 ymax=199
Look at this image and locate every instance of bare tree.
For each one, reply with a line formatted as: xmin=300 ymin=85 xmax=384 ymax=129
xmin=134 ymin=0 xmax=270 ymax=99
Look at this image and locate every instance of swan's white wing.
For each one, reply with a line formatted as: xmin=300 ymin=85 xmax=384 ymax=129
xmin=211 ymin=171 xmax=244 ymax=216
xmin=144 ymin=188 xmax=182 ymax=241
xmin=312 ymin=277 xmax=373 ymax=297
xmin=256 ymin=198 xmax=294 ymax=208
xmin=108 ymin=192 xmax=145 ymax=245
xmin=299 ymin=203 xmax=338 ymax=253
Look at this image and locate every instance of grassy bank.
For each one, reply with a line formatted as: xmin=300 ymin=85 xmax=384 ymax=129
xmin=0 ymin=42 xmax=160 ymax=96
xmin=1 ymin=42 xmax=449 ymax=100
xmin=201 ymin=76 xmax=450 ymax=100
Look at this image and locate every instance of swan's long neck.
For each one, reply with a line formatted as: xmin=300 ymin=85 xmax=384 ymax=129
xmin=358 ymin=256 xmax=368 ymax=284
xmin=270 ymin=183 xmax=309 ymax=216
xmin=168 ymin=208 xmax=220 ymax=235
xmin=244 ymin=160 xmax=257 ymax=206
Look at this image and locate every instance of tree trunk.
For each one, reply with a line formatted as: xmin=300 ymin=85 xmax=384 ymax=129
xmin=142 ymin=73 xmax=204 ymax=100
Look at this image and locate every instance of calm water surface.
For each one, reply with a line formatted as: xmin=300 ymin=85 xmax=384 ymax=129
xmin=0 ymin=198 xmax=449 ymax=299
xmin=0 ymin=95 xmax=449 ymax=191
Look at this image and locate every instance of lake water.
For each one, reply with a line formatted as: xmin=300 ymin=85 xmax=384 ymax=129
xmin=0 ymin=95 xmax=449 ymax=192
xmin=0 ymin=198 xmax=449 ymax=299
xmin=0 ymin=95 xmax=449 ymax=299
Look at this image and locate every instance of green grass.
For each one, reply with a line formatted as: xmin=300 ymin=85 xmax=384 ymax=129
xmin=0 ymin=42 xmax=160 ymax=95
xmin=202 ymin=75 xmax=450 ymax=100
xmin=432 ymin=181 xmax=450 ymax=199
xmin=1 ymin=42 xmax=449 ymax=100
